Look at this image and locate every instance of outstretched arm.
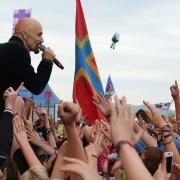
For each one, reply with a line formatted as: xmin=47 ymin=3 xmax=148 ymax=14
xmin=170 ymin=80 xmax=180 ymax=135
xmin=144 ymin=100 xmax=180 ymax=165
xmin=0 ymin=82 xmax=23 ymax=162
xmin=13 ymin=116 xmax=42 ymax=168
xmin=51 ymin=101 xmax=86 ymax=180
xmin=110 ymin=96 xmax=153 ymax=180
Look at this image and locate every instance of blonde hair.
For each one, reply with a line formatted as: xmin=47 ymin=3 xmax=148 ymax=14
xmin=20 ymin=165 xmax=49 ymax=180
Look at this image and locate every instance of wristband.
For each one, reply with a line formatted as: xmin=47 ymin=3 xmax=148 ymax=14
xmin=158 ymin=133 xmax=172 ymax=144
xmin=160 ymin=124 xmax=169 ymax=131
xmin=4 ymin=109 xmax=16 ymax=117
xmin=116 ymin=140 xmax=134 ymax=153
xmin=159 ymin=129 xmax=171 ymax=133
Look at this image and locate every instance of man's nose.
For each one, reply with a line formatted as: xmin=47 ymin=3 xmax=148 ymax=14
xmin=40 ymin=37 xmax=44 ymax=43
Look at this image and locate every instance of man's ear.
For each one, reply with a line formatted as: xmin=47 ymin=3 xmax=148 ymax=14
xmin=22 ymin=32 xmax=27 ymax=40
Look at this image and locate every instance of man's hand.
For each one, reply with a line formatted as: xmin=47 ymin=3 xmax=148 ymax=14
xmin=143 ymin=101 xmax=167 ymax=128
xmin=35 ymin=107 xmax=50 ymax=128
xmin=35 ymin=107 xmax=48 ymax=118
xmin=26 ymin=126 xmax=41 ymax=145
xmin=110 ymin=96 xmax=134 ymax=145
xmin=92 ymin=92 xmax=111 ymax=118
xmin=58 ymin=101 xmax=81 ymax=126
xmin=42 ymin=47 xmax=56 ymax=61
xmin=170 ymin=80 xmax=179 ymax=102
xmin=3 ymin=82 xmax=24 ymax=111
xmin=13 ymin=115 xmax=28 ymax=145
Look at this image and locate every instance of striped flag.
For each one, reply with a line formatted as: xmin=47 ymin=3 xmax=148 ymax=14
xmin=12 ymin=9 xmax=32 ymax=34
xmin=105 ymin=75 xmax=115 ymax=98
xmin=73 ymin=0 xmax=104 ymax=125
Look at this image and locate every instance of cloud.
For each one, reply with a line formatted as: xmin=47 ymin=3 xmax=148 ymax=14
xmin=1 ymin=0 xmax=180 ymax=105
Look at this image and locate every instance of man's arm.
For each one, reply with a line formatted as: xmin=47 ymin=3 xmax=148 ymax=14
xmin=0 ymin=83 xmax=23 ymax=162
xmin=12 ymin=43 xmax=53 ymax=94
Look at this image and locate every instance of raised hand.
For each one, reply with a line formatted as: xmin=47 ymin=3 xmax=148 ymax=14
xmin=26 ymin=126 xmax=41 ymax=145
xmin=99 ymin=120 xmax=111 ymax=141
xmin=3 ymin=82 xmax=24 ymax=110
xmin=170 ymin=80 xmax=179 ymax=102
xmin=23 ymin=98 xmax=35 ymax=119
xmin=162 ymin=115 xmax=173 ymax=132
xmin=85 ymin=133 xmax=104 ymax=160
xmin=48 ymin=115 xmax=55 ymax=130
xmin=143 ymin=101 xmax=167 ymax=128
xmin=13 ymin=115 xmax=42 ymax=169
xmin=110 ymin=96 xmax=134 ymax=145
xmin=132 ymin=123 xmax=144 ymax=144
xmin=92 ymin=92 xmax=111 ymax=118
xmin=58 ymin=101 xmax=81 ymax=125
xmin=35 ymin=107 xmax=48 ymax=120
xmin=13 ymin=115 xmax=28 ymax=145
xmin=137 ymin=114 xmax=147 ymax=131
xmin=84 ymin=133 xmax=104 ymax=171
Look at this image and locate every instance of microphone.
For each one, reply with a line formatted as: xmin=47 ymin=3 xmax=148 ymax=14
xmin=39 ymin=44 xmax=64 ymax=70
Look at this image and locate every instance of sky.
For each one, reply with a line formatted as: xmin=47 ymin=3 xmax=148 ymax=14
xmin=0 ymin=0 xmax=180 ymax=107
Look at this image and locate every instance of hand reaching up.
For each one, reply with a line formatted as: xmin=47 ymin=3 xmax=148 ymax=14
xmin=3 ymin=82 xmax=24 ymax=111
xmin=143 ymin=101 xmax=167 ymax=128
xmin=92 ymin=92 xmax=111 ymax=118
xmin=170 ymin=80 xmax=179 ymax=102
xmin=132 ymin=123 xmax=144 ymax=144
xmin=58 ymin=101 xmax=81 ymax=125
xmin=35 ymin=107 xmax=48 ymax=120
xmin=13 ymin=115 xmax=28 ymax=145
xmin=138 ymin=114 xmax=147 ymax=131
xmin=23 ymin=98 xmax=35 ymax=119
xmin=85 ymin=132 xmax=104 ymax=164
xmin=99 ymin=120 xmax=111 ymax=141
xmin=26 ymin=126 xmax=41 ymax=145
xmin=23 ymin=109 xmax=34 ymax=131
xmin=110 ymin=96 xmax=135 ymax=145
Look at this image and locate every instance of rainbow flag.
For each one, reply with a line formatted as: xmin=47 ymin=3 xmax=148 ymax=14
xmin=73 ymin=0 xmax=104 ymax=125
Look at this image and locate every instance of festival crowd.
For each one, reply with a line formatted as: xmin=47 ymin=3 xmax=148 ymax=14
xmin=0 ymin=80 xmax=180 ymax=180
xmin=0 ymin=17 xmax=180 ymax=180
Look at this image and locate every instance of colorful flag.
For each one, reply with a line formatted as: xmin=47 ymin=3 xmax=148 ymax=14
xmin=73 ymin=0 xmax=104 ymax=125
xmin=105 ymin=75 xmax=115 ymax=98
xmin=12 ymin=9 xmax=32 ymax=34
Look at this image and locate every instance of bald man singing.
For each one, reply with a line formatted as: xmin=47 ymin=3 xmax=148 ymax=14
xmin=0 ymin=17 xmax=55 ymax=115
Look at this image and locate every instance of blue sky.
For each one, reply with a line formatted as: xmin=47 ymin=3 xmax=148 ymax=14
xmin=0 ymin=0 xmax=180 ymax=106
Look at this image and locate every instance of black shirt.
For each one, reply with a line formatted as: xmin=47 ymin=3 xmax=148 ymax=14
xmin=0 ymin=36 xmax=53 ymax=113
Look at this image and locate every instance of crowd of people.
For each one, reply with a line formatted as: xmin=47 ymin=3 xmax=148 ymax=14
xmin=0 ymin=80 xmax=180 ymax=180
xmin=0 ymin=17 xmax=180 ymax=180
